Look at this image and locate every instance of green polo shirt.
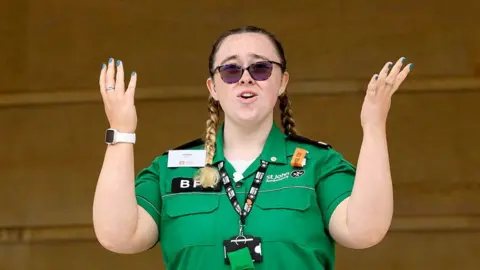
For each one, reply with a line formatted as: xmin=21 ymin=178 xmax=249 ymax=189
xmin=134 ymin=122 xmax=356 ymax=270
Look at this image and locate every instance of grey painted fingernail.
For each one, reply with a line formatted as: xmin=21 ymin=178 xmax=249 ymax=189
xmin=131 ymin=71 xmax=136 ymax=76
xmin=101 ymin=63 xmax=106 ymax=69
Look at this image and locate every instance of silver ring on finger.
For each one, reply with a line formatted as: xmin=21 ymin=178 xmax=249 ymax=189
xmin=106 ymin=85 xmax=115 ymax=91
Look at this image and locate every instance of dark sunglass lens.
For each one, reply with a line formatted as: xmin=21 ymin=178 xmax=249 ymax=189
xmin=219 ymin=64 xmax=242 ymax=84
xmin=249 ymin=62 xmax=273 ymax=81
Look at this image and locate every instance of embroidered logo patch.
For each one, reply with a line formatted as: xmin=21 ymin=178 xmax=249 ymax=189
xmin=265 ymin=172 xmax=290 ymax=183
xmin=290 ymin=170 xmax=305 ymax=178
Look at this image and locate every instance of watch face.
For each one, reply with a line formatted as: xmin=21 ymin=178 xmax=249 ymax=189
xmin=105 ymin=129 xmax=115 ymax=143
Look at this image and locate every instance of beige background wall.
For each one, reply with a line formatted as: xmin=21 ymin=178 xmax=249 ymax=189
xmin=1 ymin=0 xmax=480 ymax=269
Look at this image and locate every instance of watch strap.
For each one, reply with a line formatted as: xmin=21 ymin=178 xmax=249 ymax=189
xmin=116 ymin=132 xmax=136 ymax=144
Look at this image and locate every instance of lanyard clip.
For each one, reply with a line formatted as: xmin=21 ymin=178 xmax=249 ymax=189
xmin=238 ymin=220 xmax=245 ymax=236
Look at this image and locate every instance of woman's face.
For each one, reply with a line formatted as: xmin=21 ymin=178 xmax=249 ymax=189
xmin=207 ymin=32 xmax=289 ymax=125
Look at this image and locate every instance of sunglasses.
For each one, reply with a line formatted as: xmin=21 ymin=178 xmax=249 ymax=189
xmin=213 ymin=60 xmax=283 ymax=84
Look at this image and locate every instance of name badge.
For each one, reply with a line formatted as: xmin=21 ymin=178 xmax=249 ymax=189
xmin=171 ymin=178 xmax=222 ymax=193
xmin=167 ymin=149 xmax=206 ymax=168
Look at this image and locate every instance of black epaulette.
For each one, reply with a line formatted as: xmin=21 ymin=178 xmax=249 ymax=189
xmin=161 ymin=138 xmax=205 ymax=155
xmin=287 ymin=134 xmax=332 ymax=149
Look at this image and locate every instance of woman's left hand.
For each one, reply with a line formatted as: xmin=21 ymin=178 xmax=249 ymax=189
xmin=360 ymin=57 xmax=413 ymax=131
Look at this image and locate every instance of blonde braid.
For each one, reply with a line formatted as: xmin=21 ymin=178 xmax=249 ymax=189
xmin=278 ymin=92 xmax=298 ymax=136
xmin=194 ymin=95 xmax=221 ymax=187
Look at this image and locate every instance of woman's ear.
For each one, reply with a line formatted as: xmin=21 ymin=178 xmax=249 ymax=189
xmin=206 ymin=77 xmax=218 ymax=100
xmin=278 ymin=71 xmax=290 ymax=96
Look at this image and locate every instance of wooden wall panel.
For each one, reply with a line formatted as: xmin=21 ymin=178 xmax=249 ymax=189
xmin=0 ymin=243 xmax=164 ymax=270
xmin=0 ymin=0 xmax=478 ymax=92
xmin=0 ymin=1 xmax=27 ymax=92
xmin=0 ymin=244 xmax=28 ymax=270
xmin=336 ymin=231 xmax=480 ymax=269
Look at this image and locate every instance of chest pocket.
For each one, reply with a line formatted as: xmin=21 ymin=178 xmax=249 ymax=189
xmin=255 ymin=187 xmax=313 ymax=212
xmin=251 ymin=187 xmax=325 ymax=244
xmin=160 ymin=193 xmax=220 ymax=256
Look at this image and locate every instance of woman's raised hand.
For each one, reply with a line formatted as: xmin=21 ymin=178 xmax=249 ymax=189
xmin=99 ymin=58 xmax=138 ymax=133
xmin=360 ymin=57 xmax=413 ymax=131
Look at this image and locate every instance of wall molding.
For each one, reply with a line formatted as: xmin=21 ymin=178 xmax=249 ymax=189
xmin=1 ymin=77 xmax=479 ymax=108
xmin=1 ymin=215 xmax=479 ymax=244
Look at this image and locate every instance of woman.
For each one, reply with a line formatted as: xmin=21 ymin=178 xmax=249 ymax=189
xmin=93 ymin=26 xmax=413 ymax=270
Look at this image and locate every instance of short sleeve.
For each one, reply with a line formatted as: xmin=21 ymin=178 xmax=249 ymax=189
xmin=316 ymin=150 xmax=356 ymax=229
xmin=135 ymin=158 xmax=162 ymax=227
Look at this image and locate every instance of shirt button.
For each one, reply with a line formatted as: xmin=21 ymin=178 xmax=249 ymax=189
xmin=235 ymin=182 xmax=243 ymax=188
xmin=270 ymin=156 xmax=277 ymax=162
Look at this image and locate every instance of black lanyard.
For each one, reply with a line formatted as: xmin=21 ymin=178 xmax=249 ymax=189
xmin=218 ymin=160 xmax=269 ymax=236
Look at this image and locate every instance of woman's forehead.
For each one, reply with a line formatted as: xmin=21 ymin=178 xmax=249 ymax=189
xmin=214 ymin=33 xmax=278 ymax=65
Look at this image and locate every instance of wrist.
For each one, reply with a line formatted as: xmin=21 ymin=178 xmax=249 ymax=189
xmin=362 ymin=124 xmax=386 ymax=138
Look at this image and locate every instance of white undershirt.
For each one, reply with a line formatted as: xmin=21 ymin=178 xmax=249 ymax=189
xmin=229 ymin=159 xmax=255 ymax=182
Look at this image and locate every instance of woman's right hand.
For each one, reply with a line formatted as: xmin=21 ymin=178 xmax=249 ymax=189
xmin=99 ymin=58 xmax=138 ymax=133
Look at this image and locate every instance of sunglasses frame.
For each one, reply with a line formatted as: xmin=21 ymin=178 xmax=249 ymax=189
xmin=212 ymin=60 xmax=284 ymax=84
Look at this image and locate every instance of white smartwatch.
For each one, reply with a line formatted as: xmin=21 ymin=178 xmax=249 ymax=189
xmin=105 ymin=128 xmax=136 ymax=145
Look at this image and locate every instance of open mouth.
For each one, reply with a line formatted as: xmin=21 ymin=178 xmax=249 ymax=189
xmin=238 ymin=91 xmax=258 ymax=100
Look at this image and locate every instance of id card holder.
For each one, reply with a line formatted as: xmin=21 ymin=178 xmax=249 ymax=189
xmin=223 ymin=235 xmax=263 ymax=268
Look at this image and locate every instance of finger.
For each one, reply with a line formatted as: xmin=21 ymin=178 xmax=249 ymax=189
xmin=105 ymin=58 xmax=116 ymax=95
xmin=376 ymin=61 xmax=392 ymax=93
xmin=383 ymin=57 xmax=407 ymax=95
xmin=99 ymin=63 xmax=107 ymax=99
xmin=366 ymin=74 xmax=378 ymax=97
xmin=385 ymin=57 xmax=406 ymax=86
xmin=115 ymin=60 xmax=125 ymax=97
xmin=392 ymin=63 xmax=414 ymax=93
xmin=378 ymin=61 xmax=392 ymax=81
xmin=125 ymin=71 xmax=137 ymax=103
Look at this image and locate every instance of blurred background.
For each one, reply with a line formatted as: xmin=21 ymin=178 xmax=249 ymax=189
xmin=1 ymin=0 xmax=480 ymax=269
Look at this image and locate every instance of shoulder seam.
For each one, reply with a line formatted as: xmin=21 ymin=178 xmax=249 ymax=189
xmin=161 ymin=138 xmax=205 ymax=155
xmin=287 ymin=134 xmax=332 ymax=149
